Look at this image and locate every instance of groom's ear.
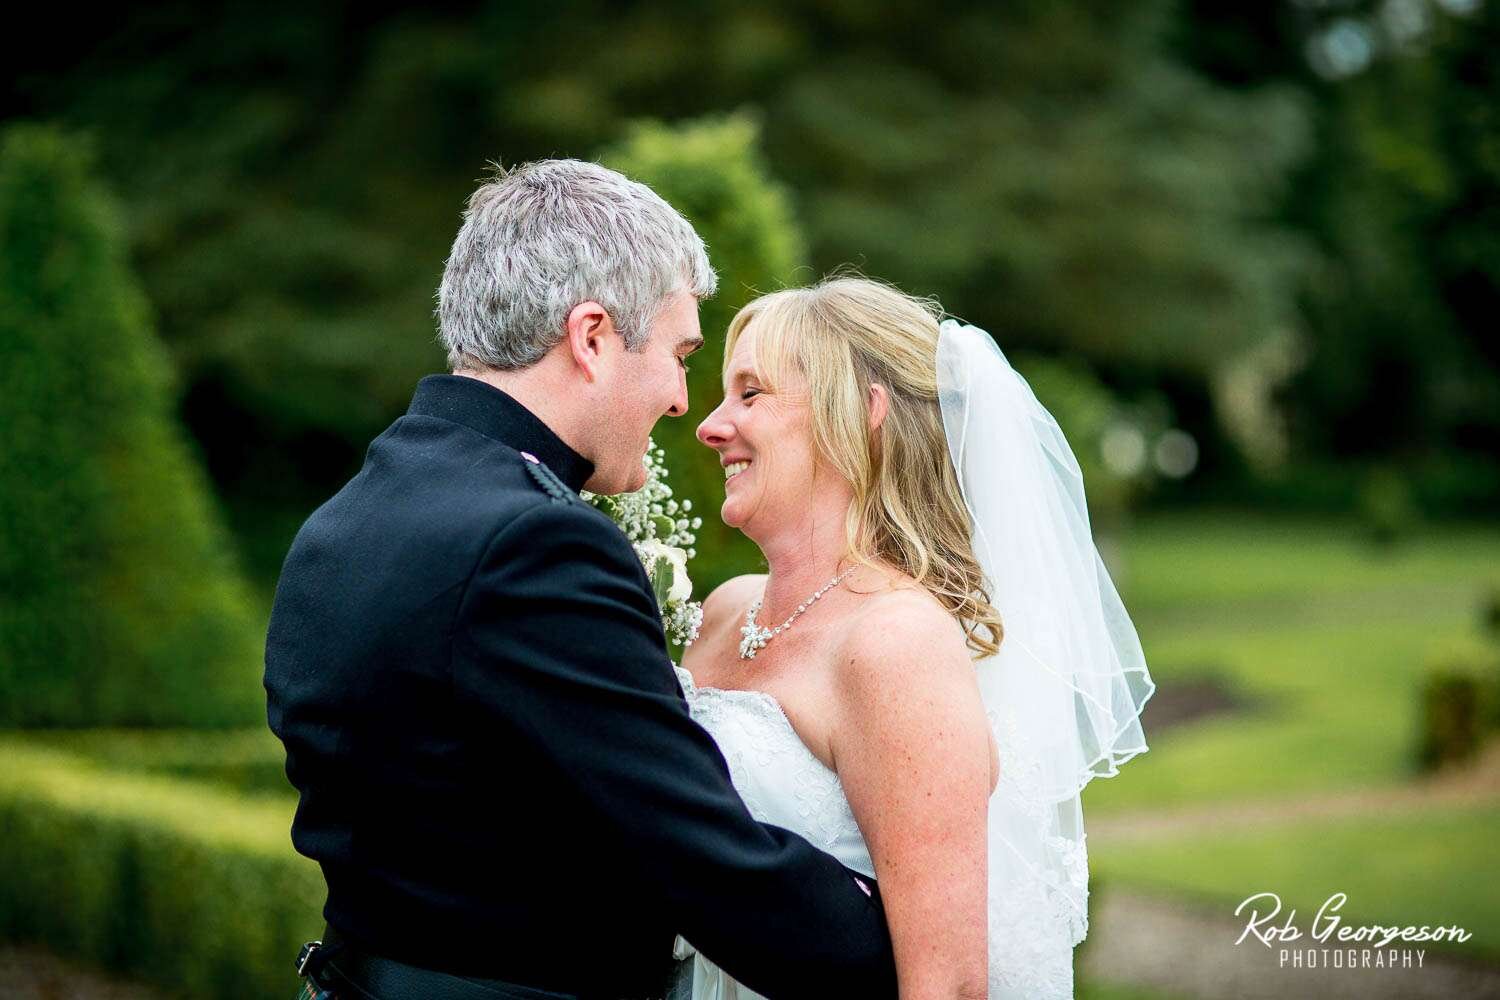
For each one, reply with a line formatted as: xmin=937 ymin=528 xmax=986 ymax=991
xmin=563 ymin=301 xmax=614 ymax=383
xmin=867 ymin=382 xmax=890 ymax=433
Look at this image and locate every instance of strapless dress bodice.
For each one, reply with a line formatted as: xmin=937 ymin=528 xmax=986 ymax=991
xmin=668 ymin=663 xmax=1077 ymax=999
xmin=671 ymin=665 xmax=875 ymax=878
xmin=669 ymin=664 xmax=874 ymax=1000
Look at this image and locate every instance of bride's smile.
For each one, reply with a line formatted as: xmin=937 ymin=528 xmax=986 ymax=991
xmin=696 ymin=319 xmax=832 ymax=542
xmin=677 ymin=275 xmax=1152 ymax=1000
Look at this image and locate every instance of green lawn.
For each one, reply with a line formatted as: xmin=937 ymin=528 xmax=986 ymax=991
xmin=1079 ymin=510 xmax=1500 ymax=966
xmin=1084 ymin=511 xmax=1500 ymax=814
xmin=1076 ymin=980 xmax=1191 ymax=1000
xmin=1090 ymin=799 xmax=1499 ymax=961
xmin=1109 ymin=511 xmax=1500 ymax=613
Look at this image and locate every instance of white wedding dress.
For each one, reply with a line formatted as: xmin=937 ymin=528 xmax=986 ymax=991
xmin=670 ymin=665 xmax=1081 ymax=1000
xmin=668 ymin=318 xmax=1158 ymax=998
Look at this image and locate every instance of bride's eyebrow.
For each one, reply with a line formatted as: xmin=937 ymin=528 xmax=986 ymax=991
xmin=723 ymin=367 xmax=759 ymax=390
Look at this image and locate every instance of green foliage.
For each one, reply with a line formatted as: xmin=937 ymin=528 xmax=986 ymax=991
xmin=18 ymin=728 xmax=291 ymax=795
xmin=0 ymin=124 xmax=264 ymax=727
xmin=1355 ymin=466 xmax=1421 ymax=548
xmin=1483 ymin=583 xmax=1500 ymax=639
xmin=1169 ymin=3 xmax=1500 ymax=507
xmin=603 ymin=113 xmax=807 ymax=593
xmin=1015 ymin=352 xmax=1140 ymax=531
xmin=1416 ymin=640 xmax=1500 ymax=771
xmin=763 ymin=7 xmax=1312 ymax=381
xmin=7 ymin=1 xmax=1345 ymax=586
xmin=0 ymin=736 xmax=319 ymax=999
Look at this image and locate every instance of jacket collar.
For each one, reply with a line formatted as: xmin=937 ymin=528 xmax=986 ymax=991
xmin=406 ymin=374 xmax=595 ymax=493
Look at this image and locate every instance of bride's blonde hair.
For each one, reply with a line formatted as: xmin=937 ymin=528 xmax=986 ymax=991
xmin=725 ymin=273 xmax=1003 ymax=658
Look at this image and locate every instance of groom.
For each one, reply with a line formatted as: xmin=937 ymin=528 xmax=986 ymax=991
xmin=264 ymin=159 xmax=897 ymax=1000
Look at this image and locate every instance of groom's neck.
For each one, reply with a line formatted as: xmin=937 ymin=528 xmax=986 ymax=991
xmin=451 ymin=364 xmax=593 ymax=464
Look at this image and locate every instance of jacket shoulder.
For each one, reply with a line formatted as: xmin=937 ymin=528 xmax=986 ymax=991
xmin=517 ymin=452 xmax=581 ymax=506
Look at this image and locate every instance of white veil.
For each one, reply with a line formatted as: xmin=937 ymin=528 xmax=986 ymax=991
xmin=936 ymin=319 xmax=1154 ymax=986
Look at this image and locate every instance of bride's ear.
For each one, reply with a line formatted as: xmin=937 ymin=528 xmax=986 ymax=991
xmin=867 ymin=383 xmax=889 ymax=433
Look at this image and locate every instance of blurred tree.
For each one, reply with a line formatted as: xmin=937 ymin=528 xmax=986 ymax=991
xmin=1286 ymin=3 xmax=1500 ymax=511
xmin=0 ymin=124 xmax=264 ymax=727
xmin=751 ymin=1 xmax=1313 ymax=479
xmin=762 ymin=4 xmax=1310 ymax=371
xmin=1177 ymin=0 xmax=1500 ymax=513
xmin=5 ymin=0 xmax=1342 ymax=574
xmin=1016 ymin=352 xmax=1146 ymax=531
xmin=603 ymin=112 xmax=807 ymax=592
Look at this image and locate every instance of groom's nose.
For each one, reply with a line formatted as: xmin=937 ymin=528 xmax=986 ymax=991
xmin=666 ymin=367 xmax=689 ymax=418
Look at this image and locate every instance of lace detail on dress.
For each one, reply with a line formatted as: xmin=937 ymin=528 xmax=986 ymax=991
xmin=987 ymin=704 xmax=1090 ymax=937
xmin=983 ymin=705 xmax=1084 ymax=998
xmin=674 ymin=666 xmax=863 ymax=862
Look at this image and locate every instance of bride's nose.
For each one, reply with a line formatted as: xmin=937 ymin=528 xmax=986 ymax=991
xmin=697 ymin=400 xmax=733 ymax=449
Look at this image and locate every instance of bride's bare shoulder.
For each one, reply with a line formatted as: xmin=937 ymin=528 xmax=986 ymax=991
xmin=833 ymin=582 xmax=972 ymax=694
xmin=829 ymin=579 xmax=996 ymax=791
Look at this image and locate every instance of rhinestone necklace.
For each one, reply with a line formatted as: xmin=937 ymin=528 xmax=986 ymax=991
xmin=738 ymin=566 xmax=856 ymax=660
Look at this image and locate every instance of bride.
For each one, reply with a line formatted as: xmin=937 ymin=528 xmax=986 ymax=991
xmin=672 ymin=275 xmax=1154 ymax=999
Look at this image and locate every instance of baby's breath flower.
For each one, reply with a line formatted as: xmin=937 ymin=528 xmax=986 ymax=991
xmin=583 ymin=438 xmax=703 ymax=646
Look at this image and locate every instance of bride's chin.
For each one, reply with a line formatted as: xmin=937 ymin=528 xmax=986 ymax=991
xmin=720 ymin=494 xmax=756 ymax=531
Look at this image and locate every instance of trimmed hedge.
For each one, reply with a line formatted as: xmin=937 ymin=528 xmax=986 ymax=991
xmin=0 ymin=735 xmax=322 ymax=998
xmin=1482 ymin=583 xmax=1500 ymax=638
xmin=1416 ymin=640 xmax=1500 ymax=770
xmin=17 ymin=728 xmax=292 ymax=796
xmin=0 ymin=124 xmax=265 ymax=727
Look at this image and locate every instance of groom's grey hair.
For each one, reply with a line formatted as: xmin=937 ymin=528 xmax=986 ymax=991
xmin=436 ymin=158 xmax=718 ymax=371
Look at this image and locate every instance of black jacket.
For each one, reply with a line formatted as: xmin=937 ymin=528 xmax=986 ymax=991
xmin=264 ymin=374 xmax=897 ymax=999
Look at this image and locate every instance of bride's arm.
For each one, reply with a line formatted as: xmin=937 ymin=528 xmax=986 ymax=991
xmin=831 ymin=593 xmax=993 ymax=1000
